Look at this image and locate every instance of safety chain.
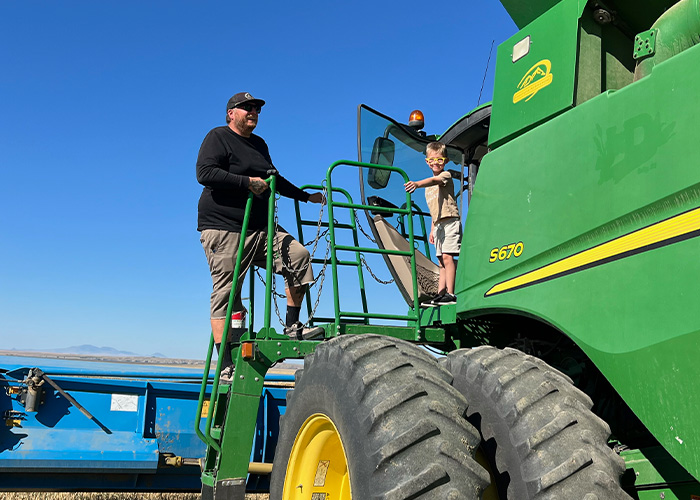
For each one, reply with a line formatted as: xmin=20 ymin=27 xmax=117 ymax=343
xmin=256 ymin=187 xmax=396 ymax=330
xmin=254 ymin=265 xmax=297 ymax=328
xmin=274 ymin=186 xmax=328 ymax=275
xmin=305 ymin=241 xmax=331 ymax=325
xmin=255 ymin=268 xmax=286 ymax=299
xmin=273 ymin=186 xmax=330 ymax=286
xmin=354 ymin=212 xmax=376 ymax=243
xmin=256 ymin=244 xmax=331 ymax=329
xmin=305 ymin=228 xmax=329 ymax=246
xmin=258 ymin=186 xmax=332 ymax=328
xmin=271 ymin=275 xmax=285 ymax=327
xmin=360 ymin=254 xmax=394 ymax=285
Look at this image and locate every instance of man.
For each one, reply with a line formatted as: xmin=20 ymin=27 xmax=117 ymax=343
xmin=196 ymin=92 xmax=324 ymax=378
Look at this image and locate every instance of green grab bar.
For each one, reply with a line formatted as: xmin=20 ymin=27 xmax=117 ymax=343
xmin=325 ymin=160 xmax=421 ymax=334
xmin=195 ymin=174 xmax=275 ymax=448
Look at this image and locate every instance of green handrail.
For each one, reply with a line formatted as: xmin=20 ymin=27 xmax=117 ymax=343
xmin=263 ymin=175 xmax=277 ymax=334
xmin=398 ymin=204 xmax=432 ymax=259
xmin=325 ymin=160 xmax=421 ymax=335
xmin=194 ymin=333 xmax=217 ymax=451
xmin=195 ymin=174 xmax=276 ymax=450
xmin=295 ymin=184 xmax=370 ymax=326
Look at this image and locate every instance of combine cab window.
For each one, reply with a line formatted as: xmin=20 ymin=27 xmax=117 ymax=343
xmin=358 ymin=105 xmax=465 ymax=224
xmin=357 ymin=105 xmax=466 ymax=306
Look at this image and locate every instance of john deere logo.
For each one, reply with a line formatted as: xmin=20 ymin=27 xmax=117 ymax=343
xmin=513 ymin=59 xmax=553 ymax=103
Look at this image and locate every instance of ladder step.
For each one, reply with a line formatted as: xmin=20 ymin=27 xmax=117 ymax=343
xmin=300 ymin=221 xmax=354 ymax=230
xmin=311 ymin=258 xmax=359 ymax=266
xmin=310 ymin=317 xmax=368 ymax=324
xmin=216 ymin=383 xmax=230 ymax=394
xmin=211 ymin=426 xmax=222 ymax=440
xmin=211 ymin=385 xmax=231 ymax=424
xmin=336 ymin=260 xmax=360 ymax=266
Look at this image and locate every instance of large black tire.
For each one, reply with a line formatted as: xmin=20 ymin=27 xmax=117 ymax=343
xmin=200 ymin=483 xmax=213 ymax=500
xmin=270 ymin=334 xmax=490 ymax=499
xmin=443 ymin=346 xmax=631 ymax=500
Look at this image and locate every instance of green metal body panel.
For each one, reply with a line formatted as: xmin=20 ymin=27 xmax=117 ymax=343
xmin=213 ymin=351 xmax=269 ymax=479
xmin=499 ymin=0 xmax=565 ymax=29
xmin=622 ymin=446 xmax=697 ymax=495
xmin=635 ymin=0 xmax=700 ymax=80
xmin=490 ymin=0 xmax=585 ymax=148
xmin=336 ymin=322 xmax=445 ymax=343
xmin=499 ymin=0 xmax=677 ymax=33
xmin=417 ymin=303 xmax=456 ymax=327
xmin=459 ymin=37 xmax=700 ymax=480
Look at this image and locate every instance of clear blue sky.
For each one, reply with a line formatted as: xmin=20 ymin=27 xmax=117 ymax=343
xmin=0 ymin=1 xmax=515 ymax=359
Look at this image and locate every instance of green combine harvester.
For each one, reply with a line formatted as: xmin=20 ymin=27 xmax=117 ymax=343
xmin=197 ymin=0 xmax=700 ymax=498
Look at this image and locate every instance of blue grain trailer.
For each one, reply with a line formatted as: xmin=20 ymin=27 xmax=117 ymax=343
xmin=0 ymin=354 xmax=291 ymax=492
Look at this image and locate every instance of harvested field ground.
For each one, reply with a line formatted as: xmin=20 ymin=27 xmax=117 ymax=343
xmin=2 ymin=495 xmax=269 ymax=500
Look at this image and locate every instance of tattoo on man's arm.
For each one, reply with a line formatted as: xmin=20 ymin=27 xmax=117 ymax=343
xmin=249 ymin=178 xmax=267 ymax=194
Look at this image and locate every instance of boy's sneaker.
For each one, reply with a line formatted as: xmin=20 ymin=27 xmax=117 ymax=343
xmin=430 ymin=293 xmax=457 ymax=306
xmin=219 ymin=365 xmax=235 ymax=384
xmin=422 ymin=294 xmax=441 ymax=307
xmin=283 ymin=321 xmax=325 ymax=340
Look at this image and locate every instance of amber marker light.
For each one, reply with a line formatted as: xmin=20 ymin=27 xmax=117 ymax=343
xmin=241 ymin=342 xmax=255 ymax=360
xmin=409 ymin=109 xmax=425 ymax=130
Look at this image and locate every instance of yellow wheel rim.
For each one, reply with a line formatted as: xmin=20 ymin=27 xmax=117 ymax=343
xmin=282 ymin=413 xmax=351 ymax=500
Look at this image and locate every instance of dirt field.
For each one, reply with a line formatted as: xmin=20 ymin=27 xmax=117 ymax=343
xmin=3 ymin=494 xmax=269 ymax=500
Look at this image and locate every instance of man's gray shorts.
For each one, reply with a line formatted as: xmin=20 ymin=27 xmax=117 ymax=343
xmin=200 ymin=228 xmax=314 ymax=319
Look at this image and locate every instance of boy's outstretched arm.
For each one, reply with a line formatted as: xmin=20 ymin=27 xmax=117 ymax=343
xmin=404 ymin=176 xmax=443 ymax=193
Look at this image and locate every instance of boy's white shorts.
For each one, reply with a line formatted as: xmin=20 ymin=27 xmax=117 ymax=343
xmin=434 ymin=217 xmax=462 ymax=257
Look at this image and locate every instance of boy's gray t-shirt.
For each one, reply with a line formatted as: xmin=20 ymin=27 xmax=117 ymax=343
xmin=425 ymin=171 xmax=459 ymax=222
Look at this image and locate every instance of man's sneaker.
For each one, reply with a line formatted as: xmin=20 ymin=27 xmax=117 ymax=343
xmin=219 ymin=365 xmax=235 ymax=384
xmin=430 ymin=293 xmax=457 ymax=306
xmin=283 ymin=321 xmax=325 ymax=340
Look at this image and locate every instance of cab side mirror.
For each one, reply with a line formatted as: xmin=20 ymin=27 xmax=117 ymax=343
xmin=368 ymin=137 xmax=395 ymax=189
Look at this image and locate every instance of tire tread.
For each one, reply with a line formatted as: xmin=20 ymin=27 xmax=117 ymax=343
xmin=272 ymin=335 xmax=490 ymax=499
xmin=445 ymin=346 xmax=630 ymax=499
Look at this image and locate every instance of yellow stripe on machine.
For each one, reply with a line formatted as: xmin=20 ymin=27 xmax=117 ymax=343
xmin=485 ymin=207 xmax=700 ymax=297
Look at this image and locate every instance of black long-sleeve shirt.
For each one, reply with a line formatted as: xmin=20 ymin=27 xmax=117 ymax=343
xmin=196 ymin=126 xmax=310 ymax=232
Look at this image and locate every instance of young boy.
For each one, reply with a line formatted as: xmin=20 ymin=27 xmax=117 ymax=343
xmin=404 ymin=142 xmax=462 ymax=306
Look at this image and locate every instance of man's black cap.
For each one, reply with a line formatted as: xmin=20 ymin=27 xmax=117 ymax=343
xmin=227 ymin=92 xmax=266 ymax=110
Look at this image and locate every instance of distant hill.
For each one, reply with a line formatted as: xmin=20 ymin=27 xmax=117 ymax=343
xmin=9 ymin=344 xmax=166 ymax=358
xmin=51 ymin=345 xmax=139 ymax=356
xmin=0 ymin=349 xmax=302 ymax=370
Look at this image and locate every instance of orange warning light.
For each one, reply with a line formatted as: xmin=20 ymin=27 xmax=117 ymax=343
xmin=409 ymin=110 xmax=425 ymax=130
